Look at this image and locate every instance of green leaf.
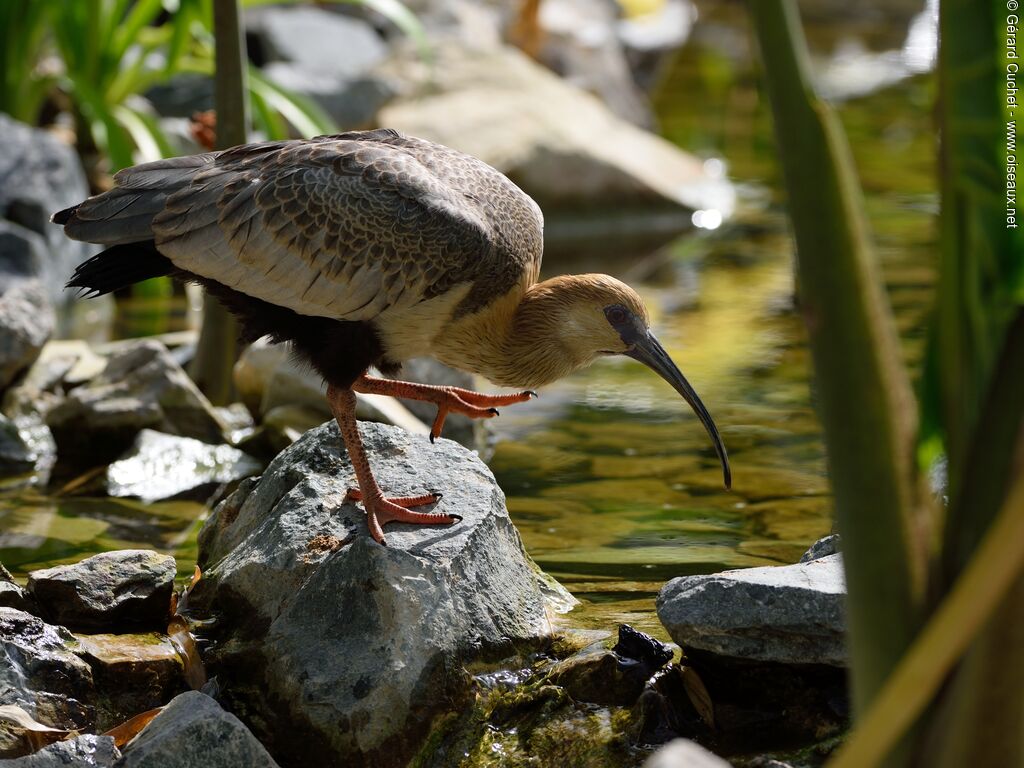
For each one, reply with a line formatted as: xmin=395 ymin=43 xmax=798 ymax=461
xmin=247 ymin=66 xmax=336 ymax=138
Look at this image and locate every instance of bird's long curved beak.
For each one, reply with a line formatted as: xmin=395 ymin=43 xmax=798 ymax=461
xmin=625 ymin=332 xmax=731 ymax=489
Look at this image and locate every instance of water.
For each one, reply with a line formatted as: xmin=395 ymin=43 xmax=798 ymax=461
xmin=0 ymin=4 xmax=937 ymax=641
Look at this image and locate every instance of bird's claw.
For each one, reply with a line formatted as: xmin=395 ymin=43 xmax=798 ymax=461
xmin=345 ymin=488 xmax=458 ymax=545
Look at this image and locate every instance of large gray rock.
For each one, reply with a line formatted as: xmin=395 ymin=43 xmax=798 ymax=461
xmin=117 ymin=691 xmax=279 ymax=768
xmin=3 ymin=734 xmax=119 ymax=767
xmin=27 ymin=550 xmax=176 ymax=633
xmin=46 ymin=339 xmax=227 ymax=466
xmin=106 ymin=429 xmax=261 ymax=503
xmin=193 ymin=421 xmax=555 ymax=768
xmin=657 ymin=555 xmax=846 ymax=666
xmin=377 ymin=44 xmax=734 ymax=246
xmin=0 ymin=280 xmax=53 ymax=392
xmin=0 ymin=114 xmax=97 ymax=310
xmin=0 ymin=608 xmax=95 ymax=737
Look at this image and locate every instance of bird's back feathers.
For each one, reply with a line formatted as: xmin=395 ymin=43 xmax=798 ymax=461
xmin=55 ymin=130 xmax=544 ymax=323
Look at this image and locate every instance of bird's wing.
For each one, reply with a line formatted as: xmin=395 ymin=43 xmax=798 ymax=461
xmin=147 ymin=136 xmax=499 ymax=320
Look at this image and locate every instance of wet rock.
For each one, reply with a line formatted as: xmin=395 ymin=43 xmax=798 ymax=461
xmin=106 ymin=430 xmax=262 ymax=503
xmin=73 ymin=633 xmax=185 ymax=732
xmin=799 ymin=534 xmax=840 ymax=563
xmin=27 ymin=550 xmax=176 ymax=633
xmin=0 ymin=564 xmax=36 ymax=613
xmin=46 ymin=340 xmax=227 ymax=466
xmin=0 ymin=280 xmax=53 ymax=392
xmin=377 ymin=44 xmax=734 ymax=247
xmin=3 ymin=734 xmax=120 ymax=767
xmin=0 ymin=413 xmax=55 ymax=478
xmin=613 ymin=623 xmax=674 ymax=669
xmin=0 ymin=115 xmax=98 ymax=310
xmin=118 ymin=691 xmax=279 ymax=768
xmin=547 ymin=624 xmax=673 ymax=707
xmin=657 ymin=555 xmax=846 ymax=666
xmin=193 ymin=421 xmax=553 ymax=768
xmin=0 ymin=608 xmax=95 ymax=735
xmin=644 ymin=738 xmax=731 ymax=768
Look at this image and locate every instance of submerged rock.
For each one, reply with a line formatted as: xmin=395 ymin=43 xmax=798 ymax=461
xmin=46 ymin=340 xmax=227 ymax=466
xmin=27 ymin=550 xmax=176 ymax=633
xmin=106 ymin=430 xmax=262 ymax=503
xmin=193 ymin=421 xmax=554 ymax=768
xmin=0 ymin=280 xmax=53 ymax=392
xmin=3 ymin=734 xmax=120 ymax=767
xmin=656 ymin=554 xmax=846 ymax=666
xmin=0 ymin=608 xmax=95 ymax=739
xmin=118 ymin=691 xmax=279 ymax=768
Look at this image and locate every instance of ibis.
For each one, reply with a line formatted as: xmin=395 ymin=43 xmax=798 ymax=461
xmin=55 ymin=129 xmax=730 ymax=545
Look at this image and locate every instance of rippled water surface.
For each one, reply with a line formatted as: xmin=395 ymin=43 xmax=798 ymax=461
xmin=0 ymin=4 xmax=937 ymax=641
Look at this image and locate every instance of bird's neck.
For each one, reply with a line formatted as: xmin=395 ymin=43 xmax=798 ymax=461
xmin=433 ymin=275 xmax=593 ymax=389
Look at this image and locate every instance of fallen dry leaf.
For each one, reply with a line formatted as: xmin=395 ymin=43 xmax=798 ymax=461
xmin=0 ymin=704 xmax=76 ymax=757
xmin=168 ymin=615 xmax=207 ymax=691
xmin=680 ymin=666 xmax=716 ymax=729
xmin=102 ymin=707 xmax=163 ymax=748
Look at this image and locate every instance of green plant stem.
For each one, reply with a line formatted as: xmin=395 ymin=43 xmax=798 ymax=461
xmin=191 ymin=0 xmax=247 ymax=404
xmin=747 ymin=0 xmax=931 ymax=722
xmin=827 ymin=470 xmax=1024 ymax=768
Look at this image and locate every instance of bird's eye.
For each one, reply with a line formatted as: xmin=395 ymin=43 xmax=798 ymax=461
xmin=605 ymin=305 xmax=628 ymax=325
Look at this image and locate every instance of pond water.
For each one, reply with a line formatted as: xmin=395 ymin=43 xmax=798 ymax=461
xmin=0 ymin=3 xmax=937 ymax=643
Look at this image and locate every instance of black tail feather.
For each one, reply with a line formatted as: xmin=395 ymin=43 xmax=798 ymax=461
xmin=51 ymin=204 xmax=79 ymax=226
xmin=67 ymin=241 xmax=175 ymax=297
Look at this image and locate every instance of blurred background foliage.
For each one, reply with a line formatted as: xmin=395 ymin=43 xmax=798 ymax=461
xmin=0 ymin=0 xmax=423 ymax=177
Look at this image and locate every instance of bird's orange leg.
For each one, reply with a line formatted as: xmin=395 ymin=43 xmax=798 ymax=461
xmin=352 ymin=374 xmax=536 ymax=442
xmin=326 ymin=384 xmax=461 ymax=545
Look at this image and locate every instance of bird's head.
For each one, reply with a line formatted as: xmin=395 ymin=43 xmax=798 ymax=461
xmin=518 ymin=274 xmax=731 ymax=489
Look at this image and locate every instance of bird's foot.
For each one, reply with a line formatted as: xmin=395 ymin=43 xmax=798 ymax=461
xmin=352 ymin=375 xmax=537 ymax=442
xmin=427 ymin=387 xmax=537 ymax=442
xmin=344 ymin=488 xmax=460 ymax=545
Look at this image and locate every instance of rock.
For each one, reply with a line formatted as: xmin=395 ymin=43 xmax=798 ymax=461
xmin=0 ymin=280 xmax=53 ymax=392
xmin=800 ymin=534 xmax=841 ymax=563
xmin=46 ymin=340 xmax=227 ymax=466
xmin=376 ymin=44 xmax=734 ymax=249
xmin=547 ymin=624 xmax=673 ymax=707
xmin=193 ymin=421 xmax=553 ymax=767
xmin=27 ymin=550 xmax=176 ymax=633
xmin=106 ymin=430 xmax=262 ymax=503
xmin=248 ymin=6 xmax=390 ymax=129
xmin=144 ymin=74 xmax=214 ymax=118
xmin=657 ymin=555 xmax=846 ymax=666
xmin=3 ymin=734 xmax=120 ymax=767
xmin=0 ymin=564 xmax=36 ymax=613
xmin=643 ymin=739 xmax=732 ymax=768
xmin=250 ymin=6 xmax=387 ymax=75
xmin=117 ymin=691 xmax=279 ymax=768
xmin=0 ymin=412 xmax=55 ymax=479
xmin=0 ymin=608 xmax=95 ymax=735
xmin=0 ymin=115 xmax=98 ymax=310
xmin=73 ymin=633 xmax=184 ymax=731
